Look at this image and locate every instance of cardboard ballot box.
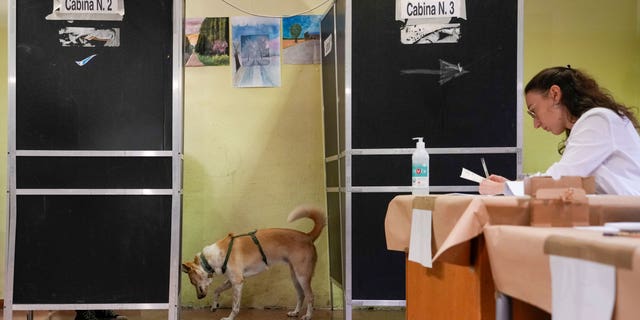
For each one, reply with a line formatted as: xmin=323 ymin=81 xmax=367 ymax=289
xmin=526 ymin=176 xmax=595 ymax=227
xmin=524 ymin=176 xmax=595 ymax=195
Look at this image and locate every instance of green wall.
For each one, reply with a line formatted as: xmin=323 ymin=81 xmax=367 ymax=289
xmin=522 ymin=0 xmax=640 ymax=173
xmin=180 ymin=0 xmax=332 ymax=308
xmin=1 ymin=0 xmax=639 ymax=309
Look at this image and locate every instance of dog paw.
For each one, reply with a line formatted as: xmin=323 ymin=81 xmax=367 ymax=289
xmin=300 ymin=315 xmax=312 ymax=320
xmin=286 ymin=311 xmax=299 ymax=317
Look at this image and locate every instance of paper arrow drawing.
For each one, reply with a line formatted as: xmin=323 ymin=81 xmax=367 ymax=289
xmin=401 ymin=59 xmax=469 ymax=85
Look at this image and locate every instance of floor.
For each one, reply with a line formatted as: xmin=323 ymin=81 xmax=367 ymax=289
xmin=2 ymin=308 xmax=405 ymax=320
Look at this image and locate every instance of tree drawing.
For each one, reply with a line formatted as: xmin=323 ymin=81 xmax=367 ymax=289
xmin=195 ymin=17 xmax=228 ymax=56
xmin=290 ymin=23 xmax=302 ymax=43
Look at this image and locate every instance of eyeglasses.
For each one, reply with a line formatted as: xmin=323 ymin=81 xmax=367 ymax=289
xmin=526 ymin=104 xmax=538 ymax=119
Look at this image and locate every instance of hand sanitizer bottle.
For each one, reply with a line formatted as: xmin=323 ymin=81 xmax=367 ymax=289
xmin=412 ymin=137 xmax=429 ymax=196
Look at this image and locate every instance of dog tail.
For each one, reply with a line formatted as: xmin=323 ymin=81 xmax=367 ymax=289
xmin=287 ymin=205 xmax=327 ymax=242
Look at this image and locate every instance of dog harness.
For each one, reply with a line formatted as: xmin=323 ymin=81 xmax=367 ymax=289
xmin=201 ymin=230 xmax=268 ymax=275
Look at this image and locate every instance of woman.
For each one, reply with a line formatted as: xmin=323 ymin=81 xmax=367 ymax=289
xmin=480 ymin=66 xmax=640 ymax=195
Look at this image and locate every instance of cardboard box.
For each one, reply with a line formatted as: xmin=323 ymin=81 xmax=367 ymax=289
xmin=529 ymin=187 xmax=589 ymax=227
xmin=524 ymin=176 xmax=595 ymax=195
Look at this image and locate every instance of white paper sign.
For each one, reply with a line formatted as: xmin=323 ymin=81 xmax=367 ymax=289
xmin=60 ymin=0 xmax=120 ymax=13
xmin=549 ymin=255 xmax=615 ymax=320
xmin=396 ymin=0 xmax=466 ymax=21
xmin=408 ymin=208 xmax=433 ymax=268
xmin=47 ymin=0 xmax=125 ymax=21
xmin=323 ymin=34 xmax=333 ymax=57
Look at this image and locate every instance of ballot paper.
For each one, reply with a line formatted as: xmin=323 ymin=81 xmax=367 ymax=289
xmin=408 ymin=208 xmax=433 ymax=268
xmin=549 ymin=255 xmax=615 ymax=320
xmin=504 ymin=181 xmax=524 ymax=196
xmin=460 ymin=167 xmax=525 ymax=196
xmin=459 ymin=168 xmax=484 ymax=183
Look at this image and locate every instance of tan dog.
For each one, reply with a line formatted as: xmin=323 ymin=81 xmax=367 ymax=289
xmin=182 ymin=206 xmax=326 ymax=320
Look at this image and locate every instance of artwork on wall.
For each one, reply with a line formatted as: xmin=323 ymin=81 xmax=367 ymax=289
xmin=231 ymin=16 xmax=281 ymax=88
xmin=185 ymin=17 xmax=230 ymax=67
xmin=282 ymin=15 xmax=321 ymax=64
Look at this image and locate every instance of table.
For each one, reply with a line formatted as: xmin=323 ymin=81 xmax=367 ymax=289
xmin=386 ymin=195 xmax=529 ymax=264
xmin=384 ymin=194 xmax=640 ymax=320
xmin=386 ymin=195 xmax=532 ymax=320
xmin=485 ymin=226 xmax=640 ymax=320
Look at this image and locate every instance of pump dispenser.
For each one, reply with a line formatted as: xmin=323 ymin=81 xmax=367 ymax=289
xmin=412 ymin=137 xmax=430 ymax=196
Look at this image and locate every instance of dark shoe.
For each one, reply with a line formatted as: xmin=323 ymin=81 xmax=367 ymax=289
xmin=75 ymin=311 xmax=99 ymax=320
xmin=95 ymin=310 xmax=128 ymax=320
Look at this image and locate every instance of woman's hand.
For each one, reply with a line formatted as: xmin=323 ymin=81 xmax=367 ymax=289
xmin=479 ymin=174 xmax=509 ymax=195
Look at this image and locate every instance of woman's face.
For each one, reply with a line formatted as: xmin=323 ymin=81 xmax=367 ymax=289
xmin=525 ymin=86 xmax=573 ymax=135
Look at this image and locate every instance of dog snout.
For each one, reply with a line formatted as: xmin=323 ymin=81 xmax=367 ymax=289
xmin=197 ymin=287 xmax=208 ymax=299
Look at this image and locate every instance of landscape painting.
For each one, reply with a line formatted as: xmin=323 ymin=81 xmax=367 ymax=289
xmin=231 ymin=16 xmax=281 ymax=88
xmin=185 ymin=17 xmax=230 ymax=67
xmin=282 ymin=15 xmax=321 ymax=64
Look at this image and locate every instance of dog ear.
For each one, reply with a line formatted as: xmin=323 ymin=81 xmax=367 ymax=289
xmin=181 ymin=263 xmax=190 ymax=273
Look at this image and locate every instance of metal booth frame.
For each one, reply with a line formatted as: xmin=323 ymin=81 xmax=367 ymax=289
xmin=326 ymin=0 xmax=524 ymax=319
xmin=4 ymin=1 xmax=184 ymax=319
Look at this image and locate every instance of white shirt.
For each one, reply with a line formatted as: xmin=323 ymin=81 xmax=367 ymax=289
xmin=545 ymin=108 xmax=640 ymax=195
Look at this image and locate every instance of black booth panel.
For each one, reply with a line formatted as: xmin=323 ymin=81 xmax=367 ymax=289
xmin=339 ymin=157 xmax=346 ymax=188
xmin=13 ymin=195 xmax=172 ymax=304
xmin=351 ymin=0 xmax=518 ymax=149
xmin=351 ymin=192 xmax=406 ymax=300
xmin=11 ymin=0 xmax=176 ymax=308
xmin=352 ymin=153 xmax=517 ymax=187
xmin=339 ymin=191 xmax=347 ymax=284
xmin=326 ymin=192 xmax=343 ymax=283
xmin=326 ymin=160 xmax=340 ymax=188
xmin=17 ymin=157 xmax=172 ymax=189
xmin=346 ymin=0 xmax=519 ymax=303
xmin=16 ymin=1 xmax=173 ymax=150
xmin=322 ymin=6 xmax=339 ymax=158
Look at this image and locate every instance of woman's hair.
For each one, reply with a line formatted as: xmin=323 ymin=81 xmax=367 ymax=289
xmin=525 ymin=66 xmax=640 ymax=154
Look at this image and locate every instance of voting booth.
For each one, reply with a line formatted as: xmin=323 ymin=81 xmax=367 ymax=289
xmin=322 ymin=0 xmax=522 ymax=315
xmin=4 ymin=1 xmax=183 ymax=319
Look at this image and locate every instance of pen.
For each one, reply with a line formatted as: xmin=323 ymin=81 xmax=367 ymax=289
xmin=481 ymin=157 xmax=489 ymax=178
xmin=603 ymin=231 xmax=640 ymax=238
